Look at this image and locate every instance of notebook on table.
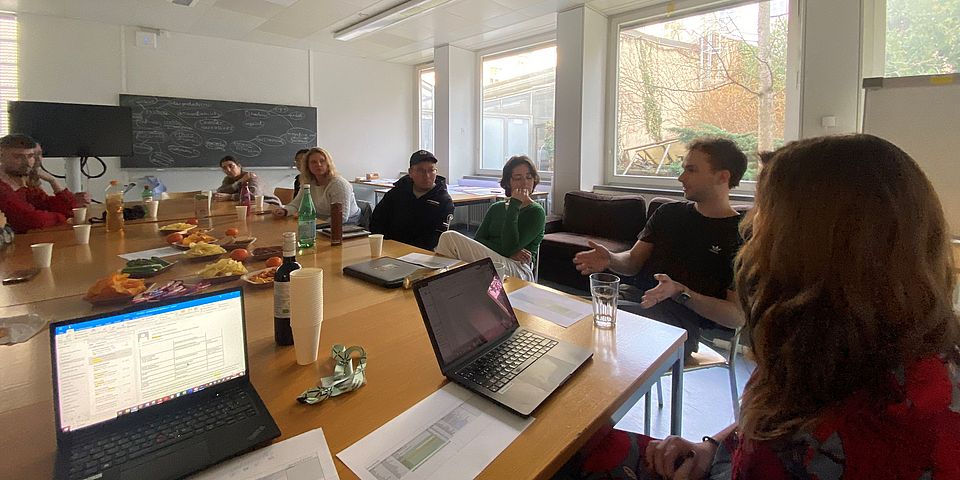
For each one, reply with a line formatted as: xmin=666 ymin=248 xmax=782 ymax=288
xmin=412 ymin=258 xmax=593 ymax=416
xmin=343 ymin=257 xmax=421 ymax=288
xmin=50 ymin=287 xmax=280 ymax=480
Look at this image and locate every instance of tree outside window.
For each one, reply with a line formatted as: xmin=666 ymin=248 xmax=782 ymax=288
xmin=885 ymin=0 xmax=960 ymax=77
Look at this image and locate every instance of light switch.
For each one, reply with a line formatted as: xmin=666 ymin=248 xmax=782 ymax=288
xmin=136 ymin=31 xmax=157 ymax=49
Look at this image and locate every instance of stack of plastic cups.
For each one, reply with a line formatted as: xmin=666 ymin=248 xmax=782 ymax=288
xmin=289 ymin=268 xmax=323 ymax=365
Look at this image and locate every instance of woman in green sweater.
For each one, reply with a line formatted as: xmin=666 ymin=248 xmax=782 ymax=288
xmin=435 ymin=155 xmax=545 ymax=281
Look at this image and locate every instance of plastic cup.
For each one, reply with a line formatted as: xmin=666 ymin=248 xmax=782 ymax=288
xmin=368 ymin=234 xmax=384 ymax=257
xmin=145 ymin=200 xmax=159 ymax=219
xmin=590 ymin=273 xmax=620 ymax=329
xmin=235 ymin=205 xmax=248 ymax=220
xmin=72 ymin=207 xmax=87 ymax=224
xmin=292 ymin=324 xmax=322 ymax=365
xmin=31 ymin=243 xmax=54 ymax=268
xmin=73 ymin=224 xmax=91 ymax=245
xmin=290 ymin=268 xmax=323 ymax=365
xmin=255 ymin=195 xmax=265 ymax=211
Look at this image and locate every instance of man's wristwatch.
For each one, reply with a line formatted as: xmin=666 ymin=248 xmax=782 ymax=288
xmin=673 ymin=288 xmax=692 ymax=306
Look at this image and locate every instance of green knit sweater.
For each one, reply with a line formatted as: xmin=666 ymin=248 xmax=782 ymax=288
xmin=475 ymin=199 xmax=546 ymax=264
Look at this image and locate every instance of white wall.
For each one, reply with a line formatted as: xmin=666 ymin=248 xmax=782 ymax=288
xmin=16 ymin=13 xmax=414 ymax=201
xmin=433 ymin=44 xmax=477 ymax=185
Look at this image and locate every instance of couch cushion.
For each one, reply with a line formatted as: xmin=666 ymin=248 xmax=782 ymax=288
xmin=541 ymin=232 xmax=634 ymax=253
xmin=561 ymin=191 xmax=646 ymax=242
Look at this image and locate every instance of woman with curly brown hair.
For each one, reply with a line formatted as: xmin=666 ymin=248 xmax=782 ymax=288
xmin=558 ymin=134 xmax=960 ymax=479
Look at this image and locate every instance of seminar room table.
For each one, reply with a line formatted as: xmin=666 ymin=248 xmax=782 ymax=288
xmin=38 ymin=197 xmax=254 ymax=233
xmin=0 ymin=214 xmax=686 ymax=480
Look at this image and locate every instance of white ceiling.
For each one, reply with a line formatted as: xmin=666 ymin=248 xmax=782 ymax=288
xmin=0 ymin=0 xmax=659 ymax=64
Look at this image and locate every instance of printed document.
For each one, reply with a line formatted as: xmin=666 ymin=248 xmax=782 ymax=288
xmin=191 ymin=428 xmax=338 ymax=480
xmin=119 ymin=246 xmax=182 ymax=261
xmin=396 ymin=253 xmax=461 ymax=270
xmin=337 ymin=383 xmax=533 ymax=480
xmin=507 ymin=285 xmax=593 ymax=327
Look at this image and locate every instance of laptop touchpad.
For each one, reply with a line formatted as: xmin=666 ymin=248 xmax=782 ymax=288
xmin=121 ymin=439 xmax=211 ymax=480
xmin=519 ymin=355 xmax=575 ymax=390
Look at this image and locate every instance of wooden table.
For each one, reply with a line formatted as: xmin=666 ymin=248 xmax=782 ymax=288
xmin=38 ymin=198 xmax=248 ymax=233
xmin=0 ymin=217 xmax=686 ymax=479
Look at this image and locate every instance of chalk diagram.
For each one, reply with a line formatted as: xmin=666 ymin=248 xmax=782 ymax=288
xmin=121 ymin=95 xmax=317 ymax=168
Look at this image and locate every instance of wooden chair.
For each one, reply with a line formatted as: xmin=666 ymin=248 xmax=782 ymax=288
xmin=274 ymin=187 xmax=294 ymax=205
xmin=161 ymin=191 xmax=200 ymax=200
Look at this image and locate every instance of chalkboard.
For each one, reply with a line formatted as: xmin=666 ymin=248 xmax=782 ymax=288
xmin=119 ymin=94 xmax=317 ymax=168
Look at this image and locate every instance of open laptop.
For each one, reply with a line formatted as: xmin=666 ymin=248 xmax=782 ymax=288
xmin=50 ymin=287 xmax=280 ymax=480
xmin=413 ymin=258 xmax=592 ymax=416
xmin=343 ymin=257 xmax=421 ymax=288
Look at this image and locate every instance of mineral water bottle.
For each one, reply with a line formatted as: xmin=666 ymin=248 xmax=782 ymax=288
xmin=297 ymin=185 xmax=317 ymax=249
xmin=141 ymin=185 xmax=153 ymax=204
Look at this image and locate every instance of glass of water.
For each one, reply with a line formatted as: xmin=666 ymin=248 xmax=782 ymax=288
xmin=589 ymin=273 xmax=620 ymax=329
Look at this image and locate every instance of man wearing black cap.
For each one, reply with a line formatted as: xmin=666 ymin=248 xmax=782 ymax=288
xmin=369 ymin=150 xmax=455 ymax=250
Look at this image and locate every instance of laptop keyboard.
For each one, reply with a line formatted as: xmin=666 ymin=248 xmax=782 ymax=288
xmin=457 ymin=330 xmax=558 ymax=392
xmin=64 ymin=387 xmax=257 ymax=480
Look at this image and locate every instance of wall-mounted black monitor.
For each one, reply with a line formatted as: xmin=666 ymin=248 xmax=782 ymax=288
xmin=8 ymin=101 xmax=134 ymax=158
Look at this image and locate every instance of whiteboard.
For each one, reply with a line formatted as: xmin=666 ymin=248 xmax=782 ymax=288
xmin=862 ymin=74 xmax=960 ymax=237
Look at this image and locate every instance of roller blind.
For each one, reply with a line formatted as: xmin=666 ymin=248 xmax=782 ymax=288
xmin=0 ymin=13 xmax=17 ymax=136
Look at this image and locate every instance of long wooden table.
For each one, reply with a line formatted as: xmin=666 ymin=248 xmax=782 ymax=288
xmin=0 ymin=214 xmax=686 ymax=479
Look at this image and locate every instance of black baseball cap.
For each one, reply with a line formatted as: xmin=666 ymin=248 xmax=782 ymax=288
xmin=410 ymin=150 xmax=438 ymax=167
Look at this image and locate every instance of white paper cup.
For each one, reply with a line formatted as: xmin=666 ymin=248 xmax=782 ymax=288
xmin=292 ymin=324 xmax=322 ymax=365
xmin=368 ymin=234 xmax=384 ymax=257
xmin=31 ymin=243 xmax=54 ymax=268
xmin=145 ymin=200 xmax=159 ymax=219
xmin=72 ymin=207 xmax=87 ymax=224
xmin=255 ymin=195 xmax=265 ymax=211
xmin=73 ymin=224 xmax=91 ymax=245
xmin=290 ymin=268 xmax=323 ymax=365
xmin=235 ymin=205 xmax=248 ymax=220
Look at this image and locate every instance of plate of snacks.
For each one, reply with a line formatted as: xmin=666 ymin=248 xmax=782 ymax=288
xmin=120 ymin=257 xmax=175 ymax=278
xmin=195 ymin=258 xmax=247 ymax=283
xmin=220 ymin=236 xmax=256 ymax=251
xmin=241 ymin=267 xmax=277 ymax=287
xmin=170 ymin=231 xmax=219 ymax=250
xmin=249 ymin=245 xmax=283 ymax=262
xmin=183 ymin=242 xmax=227 ymax=262
xmin=84 ymin=273 xmax=148 ymax=306
xmin=133 ymin=280 xmax=211 ymax=303
xmin=159 ymin=222 xmax=196 ymax=234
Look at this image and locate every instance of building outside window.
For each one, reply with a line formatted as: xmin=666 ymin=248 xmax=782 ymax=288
xmin=611 ymin=1 xmax=789 ymax=184
xmin=480 ymin=44 xmax=555 ymax=175
xmin=0 ymin=12 xmax=18 ymax=136
xmin=884 ymin=0 xmax=960 ymax=77
xmin=418 ymin=67 xmax=435 ymax=152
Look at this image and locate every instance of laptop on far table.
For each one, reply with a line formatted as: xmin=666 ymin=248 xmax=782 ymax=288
xmin=50 ymin=287 xmax=280 ymax=480
xmin=413 ymin=258 xmax=593 ymax=416
xmin=343 ymin=257 xmax=422 ymax=288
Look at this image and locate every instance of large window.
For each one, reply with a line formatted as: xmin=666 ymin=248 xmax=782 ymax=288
xmin=418 ymin=67 xmax=435 ymax=152
xmin=0 ymin=13 xmax=17 ymax=136
xmin=612 ymin=1 xmax=789 ymax=184
xmin=480 ymin=44 xmax=555 ymax=174
xmin=884 ymin=0 xmax=960 ymax=77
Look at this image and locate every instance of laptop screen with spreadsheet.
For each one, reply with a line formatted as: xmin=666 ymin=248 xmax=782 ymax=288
xmin=51 ymin=289 xmax=247 ymax=433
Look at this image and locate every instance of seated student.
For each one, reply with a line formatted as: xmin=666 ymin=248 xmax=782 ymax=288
xmin=573 ymin=137 xmax=747 ymax=362
xmin=291 ymin=148 xmax=308 ymax=193
xmin=32 ymin=141 xmax=91 ymax=205
xmin=274 ymin=147 xmax=360 ymax=224
xmin=435 ymin=155 xmax=545 ymax=281
xmin=558 ymin=134 xmax=960 ymax=480
xmin=0 ymin=134 xmax=87 ymax=233
xmin=369 ymin=150 xmax=454 ymax=250
xmin=213 ymin=155 xmax=279 ymax=205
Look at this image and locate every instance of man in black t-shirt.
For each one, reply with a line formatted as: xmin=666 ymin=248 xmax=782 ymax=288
xmin=574 ymin=138 xmax=747 ymax=361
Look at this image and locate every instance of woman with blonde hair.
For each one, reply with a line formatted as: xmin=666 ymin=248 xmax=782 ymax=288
xmin=274 ymin=147 xmax=360 ymax=223
xmin=559 ymin=134 xmax=960 ymax=479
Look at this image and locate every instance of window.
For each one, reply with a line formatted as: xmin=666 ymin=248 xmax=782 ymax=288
xmin=884 ymin=0 xmax=960 ymax=77
xmin=418 ymin=67 xmax=435 ymax=152
xmin=611 ymin=1 xmax=789 ymax=184
xmin=0 ymin=12 xmax=17 ymax=136
xmin=480 ymin=44 xmax=555 ymax=174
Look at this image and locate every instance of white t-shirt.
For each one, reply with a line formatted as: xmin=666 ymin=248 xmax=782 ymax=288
xmin=284 ymin=175 xmax=360 ymax=222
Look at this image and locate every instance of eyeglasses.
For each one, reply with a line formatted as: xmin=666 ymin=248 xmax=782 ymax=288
xmin=411 ymin=167 xmax=438 ymax=175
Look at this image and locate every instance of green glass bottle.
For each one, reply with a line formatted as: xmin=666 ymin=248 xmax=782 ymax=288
xmin=297 ymin=184 xmax=317 ymax=249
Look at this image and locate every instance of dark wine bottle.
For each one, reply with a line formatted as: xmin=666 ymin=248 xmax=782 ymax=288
xmin=273 ymin=232 xmax=300 ymax=346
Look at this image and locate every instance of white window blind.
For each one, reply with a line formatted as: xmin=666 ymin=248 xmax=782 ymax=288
xmin=0 ymin=13 xmax=17 ymax=136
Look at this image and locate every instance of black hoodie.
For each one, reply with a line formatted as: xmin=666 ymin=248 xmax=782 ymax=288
xmin=369 ymin=174 xmax=455 ymax=250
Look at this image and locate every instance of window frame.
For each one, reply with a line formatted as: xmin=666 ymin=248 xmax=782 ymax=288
xmin=0 ymin=12 xmax=18 ymax=137
xmin=415 ymin=63 xmax=435 ymax=153
xmin=476 ymin=34 xmax=556 ymax=179
xmin=604 ymin=0 xmax=796 ymax=194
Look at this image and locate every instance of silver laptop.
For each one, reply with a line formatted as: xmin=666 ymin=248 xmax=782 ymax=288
xmin=50 ymin=287 xmax=280 ymax=480
xmin=413 ymin=258 xmax=592 ymax=416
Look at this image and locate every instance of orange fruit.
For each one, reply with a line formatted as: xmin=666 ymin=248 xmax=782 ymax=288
xmin=265 ymin=256 xmax=282 ymax=268
xmin=166 ymin=233 xmax=183 ymax=244
xmin=225 ymin=227 xmax=239 ymax=237
xmin=229 ymin=248 xmax=251 ymax=262
xmin=186 ymin=218 xmax=199 ymax=225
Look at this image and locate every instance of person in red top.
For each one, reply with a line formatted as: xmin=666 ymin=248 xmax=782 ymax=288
xmin=557 ymin=134 xmax=960 ymax=480
xmin=0 ymin=134 xmax=88 ymax=233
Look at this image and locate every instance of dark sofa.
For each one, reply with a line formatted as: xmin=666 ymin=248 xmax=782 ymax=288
xmin=538 ymin=192 xmax=647 ymax=291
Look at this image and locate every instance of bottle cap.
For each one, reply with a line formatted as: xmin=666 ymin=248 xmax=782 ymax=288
xmin=110 ymin=180 xmax=118 ymax=185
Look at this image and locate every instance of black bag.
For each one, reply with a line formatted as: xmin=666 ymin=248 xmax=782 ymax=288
xmin=89 ymin=205 xmax=146 ymax=223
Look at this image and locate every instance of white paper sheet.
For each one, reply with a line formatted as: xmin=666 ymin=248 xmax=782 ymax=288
xmin=337 ymin=383 xmax=533 ymax=480
xmin=191 ymin=428 xmax=339 ymax=480
xmin=118 ymin=246 xmax=182 ymax=261
xmin=396 ymin=253 xmax=461 ymax=270
xmin=507 ymin=285 xmax=593 ymax=328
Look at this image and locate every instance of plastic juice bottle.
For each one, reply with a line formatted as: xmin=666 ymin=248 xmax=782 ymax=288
xmin=297 ymin=185 xmax=317 ymax=249
xmin=240 ymin=182 xmax=253 ymax=215
xmin=105 ymin=180 xmax=125 ymax=232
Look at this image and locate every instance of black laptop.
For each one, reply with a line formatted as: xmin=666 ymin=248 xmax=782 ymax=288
xmin=343 ymin=257 xmax=421 ymax=288
xmin=50 ymin=287 xmax=280 ymax=480
xmin=413 ymin=258 xmax=593 ymax=416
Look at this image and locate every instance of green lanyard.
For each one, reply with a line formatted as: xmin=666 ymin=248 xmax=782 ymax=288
xmin=297 ymin=344 xmax=367 ymax=405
